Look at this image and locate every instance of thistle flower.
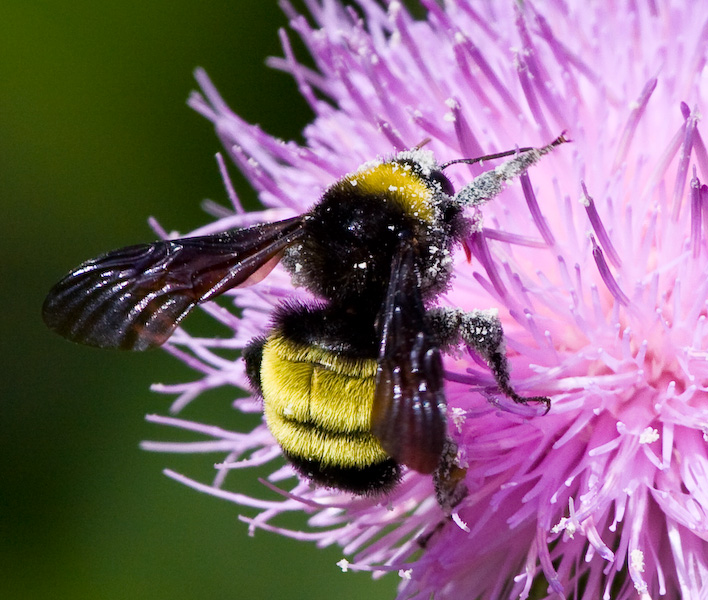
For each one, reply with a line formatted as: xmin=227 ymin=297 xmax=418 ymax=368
xmin=142 ymin=1 xmax=708 ymax=598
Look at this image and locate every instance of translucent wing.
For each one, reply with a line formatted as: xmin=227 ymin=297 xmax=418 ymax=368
xmin=371 ymin=243 xmax=447 ymax=474
xmin=43 ymin=216 xmax=306 ymax=350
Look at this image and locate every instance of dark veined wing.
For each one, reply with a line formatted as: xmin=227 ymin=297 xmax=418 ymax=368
xmin=371 ymin=243 xmax=447 ymax=474
xmin=42 ymin=216 xmax=306 ymax=350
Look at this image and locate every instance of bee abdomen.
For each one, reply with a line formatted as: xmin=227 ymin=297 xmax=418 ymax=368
xmin=259 ymin=332 xmax=400 ymax=493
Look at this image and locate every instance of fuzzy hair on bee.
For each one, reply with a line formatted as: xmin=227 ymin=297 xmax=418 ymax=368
xmin=43 ymin=134 xmax=567 ymax=505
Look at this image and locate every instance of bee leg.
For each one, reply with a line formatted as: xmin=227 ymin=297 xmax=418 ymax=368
xmin=242 ymin=336 xmax=267 ymax=396
xmin=433 ymin=438 xmax=468 ymax=514
xmin=427 ymin=307 xmax=550 ymax=410
xmin=415 ymin=439 xmax=468 ymax=547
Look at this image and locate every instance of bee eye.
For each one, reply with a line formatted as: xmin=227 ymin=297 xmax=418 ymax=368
xmin=429 ymin=171 xmax=454 ymax=196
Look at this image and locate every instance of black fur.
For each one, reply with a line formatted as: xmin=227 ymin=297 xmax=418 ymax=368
xmin=271 ymin=301 xmax=379 ymax=358
xmin=285 ymin=452 xmax=401 ymax=495
xmin=242 ymin=336 xmax=266 ymax=395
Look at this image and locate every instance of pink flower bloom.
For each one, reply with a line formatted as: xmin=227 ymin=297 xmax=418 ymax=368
xmin=143 ymin=1 xmax=708 ymax=598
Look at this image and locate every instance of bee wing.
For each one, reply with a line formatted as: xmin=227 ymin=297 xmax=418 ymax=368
xmin=371 ymin=244 xmax=447 ymax=474
xmin=43 ymin=216 xmax=306 ymax=350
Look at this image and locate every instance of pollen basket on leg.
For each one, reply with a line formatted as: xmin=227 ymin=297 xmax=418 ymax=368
xmin=340 ymin=163 xmax=436 ymax=224
xmin=259 ymin=333 xmax=388 ymax=469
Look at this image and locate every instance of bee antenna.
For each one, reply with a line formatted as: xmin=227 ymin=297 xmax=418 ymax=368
xmin=440 ymin=132 xmax=570 ymax=170
xmin=440 ymin=147 xmax=534 ymax=170
xmin=414 ymin=137 xmax=432 ymax=150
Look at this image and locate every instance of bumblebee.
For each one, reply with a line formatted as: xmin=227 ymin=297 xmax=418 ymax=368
xmin=43 ymin=134 xmax=566 ymax=501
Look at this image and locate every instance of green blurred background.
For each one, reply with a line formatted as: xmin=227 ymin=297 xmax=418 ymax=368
xmin=1 ymin=1 xmax=398 ymax=598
